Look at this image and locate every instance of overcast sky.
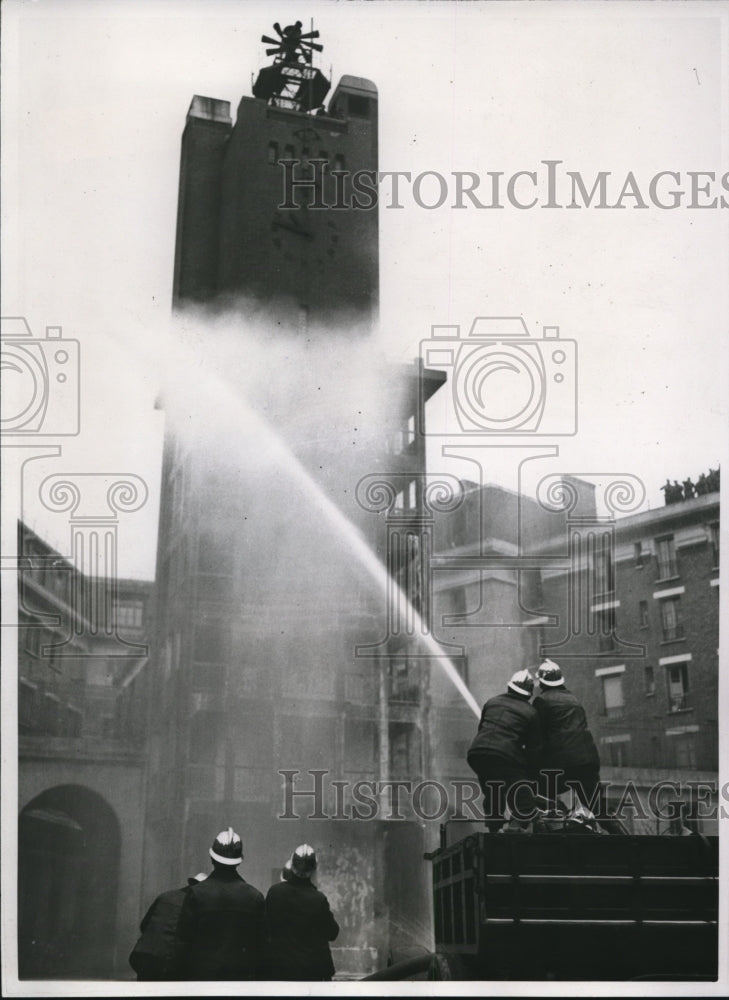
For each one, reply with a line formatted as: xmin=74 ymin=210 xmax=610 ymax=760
xmin=3 ymin=0 xmax=728 ymax=580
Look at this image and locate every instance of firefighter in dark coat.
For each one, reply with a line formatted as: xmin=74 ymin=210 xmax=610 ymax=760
xmin=533 ymin=660 xmax=602 ymax=812
xmin=265 ymin=844 xmax=339 ymax=981
xmin=175 ymin=827 xmax=265 ymax=980
xmin=129 ymin=873 xmax=207 ymax=980
xmin=467 ymin=670 xmax=542 ymax=832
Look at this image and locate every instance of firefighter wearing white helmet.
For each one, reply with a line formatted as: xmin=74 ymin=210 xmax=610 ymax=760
xmin=175 ymin=827 xmax=265 ymax=980
xmin=290 ymin=843 xmax=317 ymax=878
xmin=533 ymin=660 xmax=602 ymax=814
xmin=265 ymin=844 xmax=340 ymax=980
xmin=466 ymin=669 xmax=542 ymax=833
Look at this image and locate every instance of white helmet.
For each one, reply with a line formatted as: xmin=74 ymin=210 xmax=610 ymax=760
xmin=537 ymin=659 xmax=564 ymax=687
xmin=507 ymin=669 xmax=534 ymax=697
xmin=290 ymin=843 xmax=317 ymax=878
xmin=210 ymin=827 xmax=243 ymax=865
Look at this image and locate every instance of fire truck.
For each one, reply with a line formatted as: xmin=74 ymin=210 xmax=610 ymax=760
xmin=365 ymin=817 xmax=719 ymax=982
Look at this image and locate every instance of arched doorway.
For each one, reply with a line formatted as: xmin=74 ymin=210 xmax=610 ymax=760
xmin=19 ymin=785 xmax=121 ymax=979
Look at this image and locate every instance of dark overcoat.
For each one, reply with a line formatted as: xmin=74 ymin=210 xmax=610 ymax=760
xmin=175 ymin=867 xmax=265 ymax=980
xmin=129 ymin=886 xmax=187 ymax=980
xmin=532 ymin=685 xmax=600 ymax=770
xmin=265 ymin=877 xmax=339 ymax=980
xmin=467 ymin=690 xmax=542 ymax=773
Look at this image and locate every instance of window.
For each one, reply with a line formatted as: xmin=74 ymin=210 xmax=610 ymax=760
xmin=333 ymin=153 xmax=345 ymax=173
xmin=634 ymin=541 xmax=644 ymax=568
xmin=593 ymin=535 xmax=614 ymax=594
xmin=670 ymin=733 xmax=697 ymax=769
xmin=598 ymin=632 xmax=617 ymax=653
xmin=639 ymin=600 xmax=649 ymax=628
xmin=114 ymin=600 xmax=144 ymax=629
xmin=299 ymin=147 xmax=313 ymax=180
xmin=397 ymin=532 xmax=423 ymax=614
xmin=601 ymin=735 xmax=630 ymax=766
xmin=267 ymin=141 xmax=279 ymax=164
xmin=666 ymin=663 xmax=690 ymax=712
xmin=644 ymin=665 xmax=655 ymax=696
xmin=389 ymin=723 xmax=421 ymax=779
xmin=24 ymin=627 xmax=42 ymax=658
xmin=708 ymin=522 xmax=719 ymax=567
xmin=659 ymin=597 xmax=684 ymax=642
xmin=388 ymin=659 xmax=420 ymax=703
xmin=607 ymin=740 xmax=629 ymax=767
xmin=406 ymin=413 xmax=416 ymax=445
xmin=407 ymin=479 xmax=417 ymax=511
xmin=595 ymin=608 xmax=617 ymax=652
xmin=347 ymin=95 xmax=371 ymax=118
xmin=283 ymin=143 xmax=295 ymax=160
xmin=602 ymin=674 xmax=624 ymax=718
xmin=655 ymin=535 xmax=677 ymax=579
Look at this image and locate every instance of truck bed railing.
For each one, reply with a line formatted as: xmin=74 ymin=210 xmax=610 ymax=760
xmin=427 ymin=831 xmax=719 ymax=980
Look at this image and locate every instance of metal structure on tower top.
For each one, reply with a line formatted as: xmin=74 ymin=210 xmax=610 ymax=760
xmin=252 ymin=20 xmax=331 ymax=114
